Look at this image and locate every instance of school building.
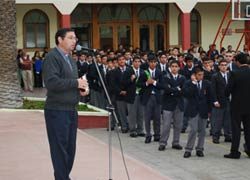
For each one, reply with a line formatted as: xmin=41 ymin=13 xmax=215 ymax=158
xmin=15 ymin=0 xmax=250 ymax=53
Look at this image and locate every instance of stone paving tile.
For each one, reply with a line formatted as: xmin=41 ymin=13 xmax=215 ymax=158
xmin=84 ymin=128 xmax=250 ymax=180
xmin=0 ymin=111 xmax=169 ymax=180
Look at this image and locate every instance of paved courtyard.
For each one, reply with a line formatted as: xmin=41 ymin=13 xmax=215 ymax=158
xmin=2 ymin=88 xmax=249 ymax=180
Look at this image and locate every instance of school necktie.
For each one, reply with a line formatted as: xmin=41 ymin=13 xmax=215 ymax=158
xmin=135 ymin=70 xmax=139 ymax=78
xmin=223 ymin=74 xmax=227 ymax=84
xmin=197 ymin=81 xmax=201 ymax=92
xmin=151 ymin=71 xmax=155 ymax=79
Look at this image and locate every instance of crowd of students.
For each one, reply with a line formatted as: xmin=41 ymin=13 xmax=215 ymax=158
xmin=73 ymin=44 xmax=250 ymax=158
xmin=17 ymin=43 xmax=250 ymax=158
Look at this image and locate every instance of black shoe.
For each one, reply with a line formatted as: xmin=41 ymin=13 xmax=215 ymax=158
xmin=172 ymin=144 xmax=183 ymax=150
xmin=145 ymin=136 xmax=152 ymax=144
xmin=137 ymin=132 xmax=146 ymax=137
xmin=224 ymin=138 xmax=232 ymax=143
xmin=181 ymin=129 xmax=186 ymax=133
xmin=130 ymin=132 xmax=138 ymax=138
xmin=213 ymin=138 xmax=220 ymax=144
xmin=196 ymin=151 xmax=204 ymax=157
xmin=121 ymin=129 xmax=128 ymax=133
xmin=154 ymin=137 xmax=160 ymax=142
xmin=224 ymin=152 xmax=241 ymax=159
xmin=184 ymin=151 xmax=191 ymax=158
xmin=158 ymin=145 xmax=166 ymax=151
xmin=106 ymin=127 xmax=114 ymax=131
xmin=244 ymin=144 xmax=250 ymax=158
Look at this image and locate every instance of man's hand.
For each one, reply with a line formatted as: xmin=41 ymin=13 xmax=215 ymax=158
xmin=80 ymin=90 xmax=89 ymax=96
xmin=214 ymin=101 xmax=221 ymax=108
xmin=146 ymin=78 xmax=155 ymax=85
xmin=131 ymin=74 xmax=136 ymax=81
xmin=120 ymin=91 xmax=127 ymax=96
xmin=191 ymin=74 xmax=197 ymax=84
xmin=77 ymin=78 xmax=88 ymax=90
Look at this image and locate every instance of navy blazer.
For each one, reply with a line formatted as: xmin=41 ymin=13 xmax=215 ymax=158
xmin=156 ymin=63 xmax=170 ymax=76
xmin=76 ymin=61 xmax=88 ymax=77
xmin=87 ymin=63 xmax=105 ymax=92
xmin=110 ymin=66 xmax=132 ymax=102
xmin=161 ymin=73 xmax=186 ymax=111
xmin=137 ymin=68 xmax=163 ymax=105
xmin=179 ymin=65 xmax=195 ymax=80
xmin=211 ymin=72 xmax=230 ymax=108
xmin=183 ymin=80 xmax=212 ymax=119
xmin=122 ymin=68 xmax=144 ymax=104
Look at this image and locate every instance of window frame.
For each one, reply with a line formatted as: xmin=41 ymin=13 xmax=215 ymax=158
xmin=23 ymin=9 xmax=50 ymax=51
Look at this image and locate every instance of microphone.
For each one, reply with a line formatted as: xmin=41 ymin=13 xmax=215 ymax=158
xmin=75 ymin=44 xmax=96 ymax=52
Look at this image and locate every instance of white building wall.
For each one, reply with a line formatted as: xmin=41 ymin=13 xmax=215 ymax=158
xmin=168 ymin=2 xmax=246 ymax=51
xmin=196 ymin=3 xmax=245 ymax=50
xmin=16 ymin=4 xmax=58 ymax=51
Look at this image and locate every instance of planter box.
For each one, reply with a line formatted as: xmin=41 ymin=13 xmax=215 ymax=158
xmin=3 ymin=97 xmax=109 ymax=130
xmin=77 ymin=104 xmax=109 ymax=129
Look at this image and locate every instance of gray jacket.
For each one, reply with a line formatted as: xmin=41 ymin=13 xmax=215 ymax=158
xmin=43 ymin=47 xmax=79 ymax=110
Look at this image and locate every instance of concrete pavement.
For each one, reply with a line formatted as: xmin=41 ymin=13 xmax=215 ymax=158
xmin=0 ymin=110 xmax=168 ymax=180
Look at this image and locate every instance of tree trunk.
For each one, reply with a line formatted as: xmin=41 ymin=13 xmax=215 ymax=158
xmin=0 ymin=0 xmax=23 ymax=108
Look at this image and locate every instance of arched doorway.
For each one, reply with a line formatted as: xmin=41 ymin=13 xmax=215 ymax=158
xmin=23 ymin=9 xmax=49 ymax=49
xmin=138 ymin=5 xmax=167 ymax=51
xmin=98 ymin=4 xmax=132 ymax=50
xmin=71 ymin=4 xmax=92 ymax=48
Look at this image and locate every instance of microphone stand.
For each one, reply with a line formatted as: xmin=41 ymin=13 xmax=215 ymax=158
xmin=87 ymin=49 xmax=124 ymax=180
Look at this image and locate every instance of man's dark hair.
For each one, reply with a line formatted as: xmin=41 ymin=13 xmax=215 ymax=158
xmin=101 ymin=55 xmax=107 ymax=59
xmin=218 ymin=59 xmax=227 ymax=65
xmin=133 ymin=56 xmax=141 ymax=62
xmin=117 ymin=54 xmax=124 ymax=61
xmin=235 ymin=53 xmax=248 ymax=64
xmin=194 ymin=67 xmax=204 ymax=74
xmin=170 ymin=60 xmax=179 ymax=67
xmin=185 ymin=54 xmax=194 ymax=62
xmin=201 ymin=56 xmax=210 ymax=62
xmin=148 ymin=54 xmax=157 ymax=62
xmin=55 ymin=28 xmax=75 ymax=45
xmin=159 ymin=53 xmax=167 ymax=58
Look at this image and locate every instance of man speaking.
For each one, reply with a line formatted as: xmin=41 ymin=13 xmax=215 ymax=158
xmin=43 ymin=28 xmax=88 ymax=180
xmin=224 ymin=53 xmax=250 ymax=159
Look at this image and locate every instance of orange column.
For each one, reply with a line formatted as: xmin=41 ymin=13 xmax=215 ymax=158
xmin=60 ymin=14 xmax=71 ymax=28
xmin=245 ymin=20 xmax=250 ymax=50
xmin=180 ymin=13 xmax=191 ymax=52
xmin=92 ymin=5 xmax=99 ymax=49
xmin=132 ymin=4 xmax=139 ymax=48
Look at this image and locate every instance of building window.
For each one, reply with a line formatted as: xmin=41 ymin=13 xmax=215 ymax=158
xmin=23 ymin=9 xmax=49 ymax=49
xmin=137 ymin=4 xmax=165 ymax=22
xmin=71 ymin=4 xmax=92 ymax=48
xmin=137 ymin=4 xmax=166 ymax=51
xmin=98 ymin=4 xmax=132 ymax=50
xmin=98 ymin=4 xmax=131 ymax=22
xmin=178 ymin=9 xmax=201 ymax=45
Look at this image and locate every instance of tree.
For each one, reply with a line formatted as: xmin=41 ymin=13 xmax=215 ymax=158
xmin=0 ymin=0 xmax=23 ymax=108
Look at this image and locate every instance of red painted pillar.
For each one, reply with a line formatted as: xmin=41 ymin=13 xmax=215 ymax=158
xmin=181 ymin=13 xmax=191 ymax=52
xmin=245 ymin=20 xmax=250 ymax=50
xmin=60 ymin=14 xmax=71 ymax=28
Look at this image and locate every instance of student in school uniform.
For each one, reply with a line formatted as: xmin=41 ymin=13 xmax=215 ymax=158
xmin=158 ymin=60 xmax=186 ymax=151
xmin=124 ymin=56 xmax=145 ymax=137
xmin=183 ymin=67 xmax=212 ymax=158
xmin=211 ymin=59 xmax=232 ymax=144
xmin=138 ymin=55 xmax=163 ymax=143
xmin=110 ymin=55 xmax=131 ymax=133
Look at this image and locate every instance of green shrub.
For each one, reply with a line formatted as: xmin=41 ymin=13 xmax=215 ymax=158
xmin=22 ymin=99 xmax=96 ymax=112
